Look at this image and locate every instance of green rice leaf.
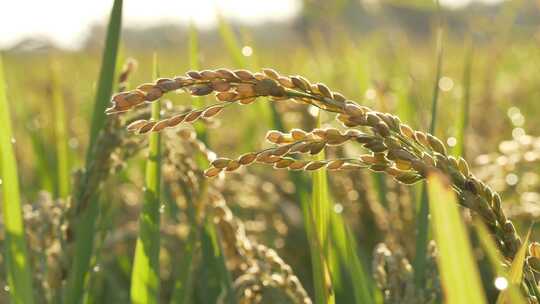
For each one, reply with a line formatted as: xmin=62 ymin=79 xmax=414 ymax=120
xmin=168 ymin=23 xmax=204 ymax=304
xmin=169 ymin=228 xmax=197 ymax=304
xmin=27 ymin=126 xmax=55 ymax=194
xmin=474 ymin=220 xmax=527 ymax=304
xmin=507 ymin=231 xmax=530 ymax=285
xmin=331 ymin=213 xmax=376 ymax=304
xmin=50 ymin=60 xmax=71 ymax=199
xmin=216 ymin=14 xmax=272 ymax=151
xmin=86 ymin=0 xmax=123 ymax=156
xmin=63 ymin=1 xmax=122 ymax=303
xmin=199 ymin=219 xmax=237 ymax=304
xmin=217 ymin=14 xmax=247 ymax=67
xmin=0 ymin=54 xmax=35 ymax=304
xmin=496 ymin=230 xmax=531 ymax=304
xmin=474 ymin=220 xmax=506 ymax=276
xmin=428 ymin=172 xmax=486 ymax=304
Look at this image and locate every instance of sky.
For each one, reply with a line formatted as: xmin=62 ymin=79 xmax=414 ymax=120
xmin=0 ymin=0 xmax=503 ymax=50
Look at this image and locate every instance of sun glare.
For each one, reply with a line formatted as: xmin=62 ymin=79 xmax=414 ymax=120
xmin=0 ymin=0 xmax=507 ymax=50
xmin=0 ymin=0 xmax=301 ymax=49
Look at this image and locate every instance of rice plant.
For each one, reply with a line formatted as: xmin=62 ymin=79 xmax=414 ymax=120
xmin=2 ymin=2 xmax=540 ymax=304
xmin=107 ymin=67 xmax=539 ymax=302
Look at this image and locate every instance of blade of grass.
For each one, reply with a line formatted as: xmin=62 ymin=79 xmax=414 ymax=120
xmin=188 ymin=22 xmax=208 ymax=144
xmin=216 ymin=15 xmax=272 ymax=150
xmin=303 ymin=204 xmax=334 ymax=304
xmin=175 ymin=23 xmax=235 ymax=303
xmin=474 ymin=220 xmax=527 ymax=304
xmin=214 ymin=225 xmax=237 ymax=304
xmin=63 ymin=1 xmax=122 ymax=303
xmin=454 ymin=37 xmax=473 ymax=158
xmin=27 ymin=127 xmax=55 ymax=194
xmin=197 ymin=226 xmax=221 ymax=303
xmin=169 ymin=23 xmax=205 ymax=304
xmin=330 ymin=213 xmax=376 ymax=304
xmin=170 ymin=195 xmax=200 ymax=304
xmin=369 ymin=37 xmax=389 ymax=227
xmin=427 ymin=172 xmax=486 ymax=304
xmin=64 ymin=200 xmax=100 ymax=304
xmin=191 ymin=151 xmax=235 ymax=303
xmin=474 ymin=220 xmax=507 ymax=276
xmin=414 ymin=20 xmax=444 ymax=288
xmin=82 ymin=190 xmax=117 ymax=304
xmin=169 ymin=221 xmax=197 ymax=304
xmin=306 ymin=112 xmax=335 ymax=304
xmin=198 ymin=219 xmax=237 ymax=304
xmin=0 ymin=55 xmax=35 ymax=304
xmin=131 ymin=54 xmax=162 ymax=304
xmin=428 ymin=27 xmax=443 ymax=136
xmin=86 ymin=0 xmax=122 ymax=155
xmin=169 ymin=26 xmax=235 ymax=300
xmin=497 ymin=230 xmax=531 ymax=304
xmin=217 ymin=14 xmax=247 ymax=68
xmin=394 ymin=74 xmax=415 ymax=126
xmin=50 ymin=60 xmax=71 ymax=199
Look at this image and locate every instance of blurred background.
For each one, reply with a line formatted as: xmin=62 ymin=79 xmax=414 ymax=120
xmin=3 ymin=0 xmax=540 ymax=196
xmin=2 ymin=0 xmax=537 ymax=50
xmin=1 ymin=0 xmax=540 ymax=303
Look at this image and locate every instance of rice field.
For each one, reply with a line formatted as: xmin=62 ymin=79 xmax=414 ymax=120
xmin=1 ymin=0 xmax=540 ymax=303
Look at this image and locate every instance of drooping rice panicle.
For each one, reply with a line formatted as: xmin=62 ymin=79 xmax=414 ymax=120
xmin=109 ymin=68 xmax=531 ymax=294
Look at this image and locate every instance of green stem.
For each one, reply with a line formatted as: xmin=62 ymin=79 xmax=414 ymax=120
xmin=131 ymin=54 xmax=162 ymax=304
xmin=414 ymin=18 xmax=444 ymax=288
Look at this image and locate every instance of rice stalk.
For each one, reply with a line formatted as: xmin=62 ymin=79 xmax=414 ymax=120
xmin=414 ymin=24 xmax=444 ymax=289
xmin=211 ymin=192 xmax=311 ymax=304
xmin=454 ymin=37 xmax=473 ymax=158
xmin=307 ymin=113 xmax=335 ymax=304
xmin=187 ymin=27 xmax=238 ymax=300
xmin=167 ymin=23 xmax=206 ymax=304
xmin=188 ymin=22 xmax=208 ymax=143
xmin=130 ymin=54 xmax=162 ymax=304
